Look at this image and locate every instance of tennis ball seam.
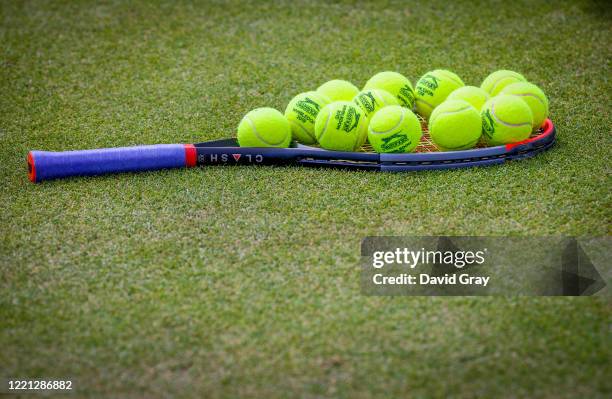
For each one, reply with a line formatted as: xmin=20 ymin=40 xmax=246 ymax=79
xmin=436 ymin=70 xmax=463 ymax=86
xmin=380 ymin=91 xmax=395 ymax=107
xmin=245 ymin=115 xmax=286 ymax=146
xmin=415 ymin=97 xmax=434 ymax=111
xmin=507 ymin=92 xmax=547 ymax=107
xmin=370 ymin=108 xmax=406 ymax=135
xmin=316 ymin=108 xmax=332 ymax=142
xmin=430 ymin=105 xmax=472 ymax=127
xmin=489 ymin=74 xmax=521 ymax=95
xmin=490 ymin=103 xmax=531 ymax=127
xmin=439 ymin=137 xmax=480 ymax=150
xmin=290 ymin=120 xmax=315 ymax=141
xmin=448 ymin=88 xmax=488 ymax=105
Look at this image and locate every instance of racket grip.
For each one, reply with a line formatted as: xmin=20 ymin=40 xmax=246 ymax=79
xmin=28 ymin=144 xmax=197 ymax=182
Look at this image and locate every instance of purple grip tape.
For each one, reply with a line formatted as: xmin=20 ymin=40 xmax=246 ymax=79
xmin=28 ymin=144 xmax=192 ymax=182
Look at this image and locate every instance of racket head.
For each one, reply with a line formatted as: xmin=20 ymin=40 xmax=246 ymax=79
xmin=193 ymin=119 xmax=556 ymax=171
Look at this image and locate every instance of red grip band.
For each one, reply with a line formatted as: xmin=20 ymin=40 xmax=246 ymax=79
xmin=184 ymin=144 xmax=197 ymax=167
xmin=27 ymin=152 xmax=36 ymax=182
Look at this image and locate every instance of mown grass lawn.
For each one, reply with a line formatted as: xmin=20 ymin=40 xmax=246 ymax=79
xmin=1 ymin=0 xmax=610 ymax=397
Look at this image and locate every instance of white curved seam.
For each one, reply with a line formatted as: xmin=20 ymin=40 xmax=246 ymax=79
xmin=510 ymin=93 xmax=547 ymax=107
xmin=370 ymin=109 xmax=405 ymax=135
xmin=438 ymin=71 xmax=463 ymax=86
xmin=246 ymin=116 xmax=284 ymax=146
xmin=491 ymin=103 xmax=531 ymax=127
xmin=429 ymin=106 xmax=471 ymax=127
xmin=291 ymin=120 xmax=315 ymax=141
xmin=317 ymin=110 xmax=332 ymax=142
xmin=416 ymin=97 xmax=434 ymax=110
xmin=442 ymin=137 xmax=480 ymax=150
xmin=381 ymin=94 xmax=394 ymax=107
xmin=490 ymin=75 xmax=521 ymax=94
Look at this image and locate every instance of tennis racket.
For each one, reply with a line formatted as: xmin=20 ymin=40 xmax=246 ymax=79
xmin=28 ymin=119 xmax=556 ymax=182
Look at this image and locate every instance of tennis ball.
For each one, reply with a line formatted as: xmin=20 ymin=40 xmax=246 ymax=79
xmin=284 ymin=91 xmax=331 ymax=144
xmin=368 ymin=105 xmax=422 ymax=153
xmin=352 ymin=89 xmax=399 ymax=120
xmin=480 ymin=70 xmax=527 ymax=96
xmin=363 ymin=71 xmax=416 ymax=109
xmin=317 ymin=80 xmax=360 ymax=102
xmin=481 ymin=95 xmax=533 ymax=146
xmin=428 ymin=100 xmax=482 ymax=151
xmin=500 ymin=82 xmax=549 ymax=129
xmin=446 ymin=86 xmax=490 ymax=110
xmin=314 ymin=101 xmax=367 ymax=151
xmin=237 ymin=107 xmax=292 ymax=148
xmin=415 ymin=69 xmax=465 ymax=119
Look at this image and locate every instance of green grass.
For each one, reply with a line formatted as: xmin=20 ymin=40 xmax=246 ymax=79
xmin=1 ymin=0 xmax=611 ymax=397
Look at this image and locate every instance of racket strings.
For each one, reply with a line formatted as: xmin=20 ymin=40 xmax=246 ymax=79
xmin=314 ymin=115 xmax=546 ymax=156
xmin=413 ymin=117 xmax=546 ymax=153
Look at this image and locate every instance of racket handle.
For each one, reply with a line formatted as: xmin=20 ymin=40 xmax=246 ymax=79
xmin=28 ymin=144 xmax=197 ymax=182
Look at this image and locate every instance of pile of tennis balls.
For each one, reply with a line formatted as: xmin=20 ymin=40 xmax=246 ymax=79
xmin=236 ymin=69 xmax=549 ymax=153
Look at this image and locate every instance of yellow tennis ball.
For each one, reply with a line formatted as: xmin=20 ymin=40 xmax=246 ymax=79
xmin=284 ymin=91 xmax=331 ymax=144
xmin=368 ymin=105 xmax=422 ymax=153
xmin=500 ymin=82 xmax=549 ymax=129
xmin=481 ymin=95 xmax=533 ymax=146
xmin=316 ymin=79 xmax=360 ymax=102
xmin=314 ymin=101 xmax=367 ymax=151
xmin=352 ymin=89 xmax=399 ymax=120
xmin=428 ymin=100 xmax=482 ymax=151
xmin=446 ymin=86 xmax=490 ymax=110
xmin=363 ymin=71 xmax=416 ymax=108
xmin=480 ymin=70 xmax=527 ymax=96
xmin=414 ymin=69 xmax=465 ymax=119
xmin=237 ymin=107 xmax=292 ymax=148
